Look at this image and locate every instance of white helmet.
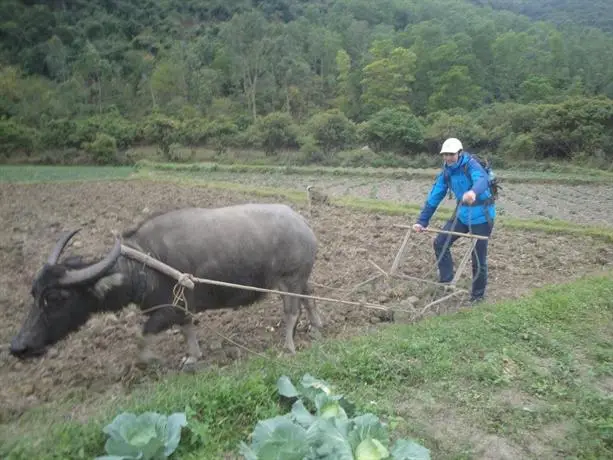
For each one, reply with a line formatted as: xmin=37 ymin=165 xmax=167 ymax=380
xmin=440 ymin=137 xmax=463 ymax=154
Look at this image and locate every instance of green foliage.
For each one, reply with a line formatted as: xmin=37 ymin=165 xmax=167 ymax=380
xmin=360 ymin=107 xmax=424 ymax=153
xmin=252 ymin=112 xmax=300 ymax=155
xmin=1 ymin=0 xmax=613 ymax=165
xmin=206 ymin=118 xmax=240 ymax=155
xmin=140 ymin=114 xmax=180 ymax=160
xmin=468 ymin=0 xmax=613 ymax=33
xmin=423 ymin=111 xmax=489 ymax=153
xmin=0 ymin=118 xmax=40 ymax=157
xmin=306 ymin=110 xmax=358 ymax=154
xmin=73 ymin=114 xmax=139 ymax=150
xmin=498 ymin=133 xmax=537 ymax=161
xmin=238 ymin=374 xmax=431 ymax=459
xmin=178 ymin=118 xmax=210 ymax=146
xmin=95 ymin=411 xmax=187 ymax=460
xmin=360 ymin=41 xmax=417 ymax=116
xmin=83 ymin=133 xmax=118 ymax=165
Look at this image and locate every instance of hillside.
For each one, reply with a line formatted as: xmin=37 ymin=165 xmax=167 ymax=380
xmin=1 ymin=0 xmax=612 ymax=166
xmin=469 ymin=0 xmax=613 ymax=33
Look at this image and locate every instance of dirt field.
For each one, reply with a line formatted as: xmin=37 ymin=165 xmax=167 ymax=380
xmin=1 ymin=179 xmax=612 ymax=423
xmin=180 ymin=171 xmax=613 ymax=227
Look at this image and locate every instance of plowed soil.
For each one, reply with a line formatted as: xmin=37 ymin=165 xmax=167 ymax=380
xmin=1 ymin=180 xmax=612 ymax=421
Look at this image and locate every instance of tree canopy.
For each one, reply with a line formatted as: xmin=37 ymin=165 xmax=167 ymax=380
xmin=1 ymin=0 xmax=612 ymax=165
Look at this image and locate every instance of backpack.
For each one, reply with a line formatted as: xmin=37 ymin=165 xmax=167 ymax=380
xmin=444 ymin=153 xmax=500 ymax=203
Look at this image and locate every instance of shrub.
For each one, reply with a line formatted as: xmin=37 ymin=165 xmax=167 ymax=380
xmin=251 ymin=111 xmax=299 ymax=155
xmin=83 ymin=133 xmax=118 ymax=165
xmin=206 ymin=118 xmax=239 ymax=155
xmin=498 ymin=133 xmax=537 ymax=161
xmin=422 ymin=110 xmax=490 ymax=154
xmin=41 ymin=118 xmax=77 ymax=149
xmin=140 ymin=113 xmax=180 ymax=160
xmin=178 ymin=118 xmax=210 ymax=146
xmin=360 ymin=106 xmax=424 ymax=153
xmin=305 ymin=109 xmax=358 ymax=154
xmin=72 ymin=113 xmax=139 ymax=149
xmin=0 ymin=118 xmax=40 ymax=157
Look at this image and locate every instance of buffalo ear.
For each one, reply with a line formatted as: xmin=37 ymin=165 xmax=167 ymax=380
xmin=92 ymin=273 xmax=124 ymax=299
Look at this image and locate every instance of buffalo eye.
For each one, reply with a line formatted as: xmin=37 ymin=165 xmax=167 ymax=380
xmin=41 ymin=290 xmax=68 ymax=307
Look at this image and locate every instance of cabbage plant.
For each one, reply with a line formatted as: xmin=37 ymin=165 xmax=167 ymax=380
xmin=95 ymin=411 xmax=188 ymax=460
xmin=238 ymin=374 xmax=430 ymax=460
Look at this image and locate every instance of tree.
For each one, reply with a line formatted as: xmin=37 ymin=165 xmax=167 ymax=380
xmin=428 ymin=65 xmax=483 ymax=112
xmin=360 ymin=40 xmax=417 ymax=115
xmin=219 ymin=10 xmax=277 ymax=121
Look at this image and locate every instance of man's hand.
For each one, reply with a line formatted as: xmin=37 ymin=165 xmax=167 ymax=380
xmin=462 ymin=190 xmax=476 ymax=204
xmin=412 ymin=223 xmax=425 ymax=233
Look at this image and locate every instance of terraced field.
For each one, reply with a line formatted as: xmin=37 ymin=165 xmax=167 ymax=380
xmin=1 ymin=165 xmax=612 ymax=459
xmin=154 ymin=169 xmax=613 ymax=227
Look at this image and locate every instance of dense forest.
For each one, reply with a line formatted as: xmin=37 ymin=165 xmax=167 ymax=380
xmin=1 ymin=0 xmax=612 ymax=167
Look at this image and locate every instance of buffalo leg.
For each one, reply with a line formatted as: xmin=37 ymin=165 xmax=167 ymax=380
xmin=136 ymin=333 xmax=160 ymax=366
xmin=301 ymin=284 xmax=323 ymax=338
xmin=279 ymin=281 xmax=301 ymax=354
xmin=139 ymin=305 xmax=190 ymax=365
xmin=180 ymin=321 xmax=203 ymax=361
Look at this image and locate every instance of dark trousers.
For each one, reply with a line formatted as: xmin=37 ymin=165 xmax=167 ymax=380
xmin=433 ymin=218 xmax=493 ymax=300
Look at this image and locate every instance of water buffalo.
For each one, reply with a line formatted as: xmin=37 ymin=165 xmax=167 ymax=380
xmin=9 ymin=203 xmax=323 ymax=367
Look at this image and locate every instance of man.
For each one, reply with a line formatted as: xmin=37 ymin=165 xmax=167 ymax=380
xmin=412 ymin=137 xmax=496 ymax=305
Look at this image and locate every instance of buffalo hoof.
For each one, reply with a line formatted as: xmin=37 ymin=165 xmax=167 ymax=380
xmin=180 ymin=356 xmax=199 ymax=373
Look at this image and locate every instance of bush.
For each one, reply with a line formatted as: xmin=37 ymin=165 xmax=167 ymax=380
xmin=83 ymin=133 xmax=118 ymax=165
xmin=360 ymin=106 xmax=424 ymax=153
xmin=422 ymin=110 xmax=490 ymax=154
xmin=41 ymin=118 xmax=77 ymax=149
xmin=72 ymin=113 xmax=139 ymax=149
xmin=531 ymin=97 xmax=613 ymax=158
xmin=498 ymin=133 xmax=537 ymax=161
xmin=206 ymin=118 xmax=239 ymax=155
xmin=305 ymin=109 xmax=358 ymax=154
xmin=0 ymin=118 xmax=40 ymax=157
xmin=251 ymin=111 xmax=299 ymax=155
xmin=140 ymin=113 xmax=180 ymax=160
xmin=177 ymin=118 xmax=209 ymax=146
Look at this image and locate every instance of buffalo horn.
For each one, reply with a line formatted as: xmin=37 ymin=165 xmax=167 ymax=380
xmin=47 ymin=228 xmax=82 ymax=265
xmin=58 ymin=237 xmax=122 ymax=286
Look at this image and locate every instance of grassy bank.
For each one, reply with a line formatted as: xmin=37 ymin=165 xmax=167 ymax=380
xmin=2 ymin=272 xmax=612 ymax=459
xmin=135 ymin=160 xmax=613 ymax=185
xmin=137 ymin=169 xmax=613 ymax=243
xmin=2 ymin=164 xmax=612 ymax=242
xmin=0 ymin=165 xmax=135 ymax=183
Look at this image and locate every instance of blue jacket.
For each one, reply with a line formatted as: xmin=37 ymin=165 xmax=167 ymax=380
xmin=416 ymin=152 xmax=496 ymax=227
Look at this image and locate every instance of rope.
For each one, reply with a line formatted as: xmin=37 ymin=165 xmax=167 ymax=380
xmin=181 ymin=275 xmax=416 ymax=314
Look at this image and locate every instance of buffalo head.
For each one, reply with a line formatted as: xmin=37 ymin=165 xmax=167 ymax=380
xmin=10 ymin=229 xmax=122 ymax=359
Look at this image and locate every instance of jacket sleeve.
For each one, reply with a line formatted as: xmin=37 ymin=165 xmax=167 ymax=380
xmin=467 ymin=158 xmax=489 ymax=195
xmin=416 ymin=172 xmax=448 ymax=227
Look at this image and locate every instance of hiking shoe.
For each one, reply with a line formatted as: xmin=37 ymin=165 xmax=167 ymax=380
xmin=461 ymin=297 xmax=485 ymax=308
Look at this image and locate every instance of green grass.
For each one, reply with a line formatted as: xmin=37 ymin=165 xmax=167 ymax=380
xmin=2 ymin=164 xmax=613 ymax=243
xmin=135 ymin=159 xmax=613 ymax=185
xmin=0 ymin=165 xmax=135 ymax=183
xmin=2 ymin=272 xmax=613 ymax=459
xmin=138 ymin=169 xmax=613 ymax=243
